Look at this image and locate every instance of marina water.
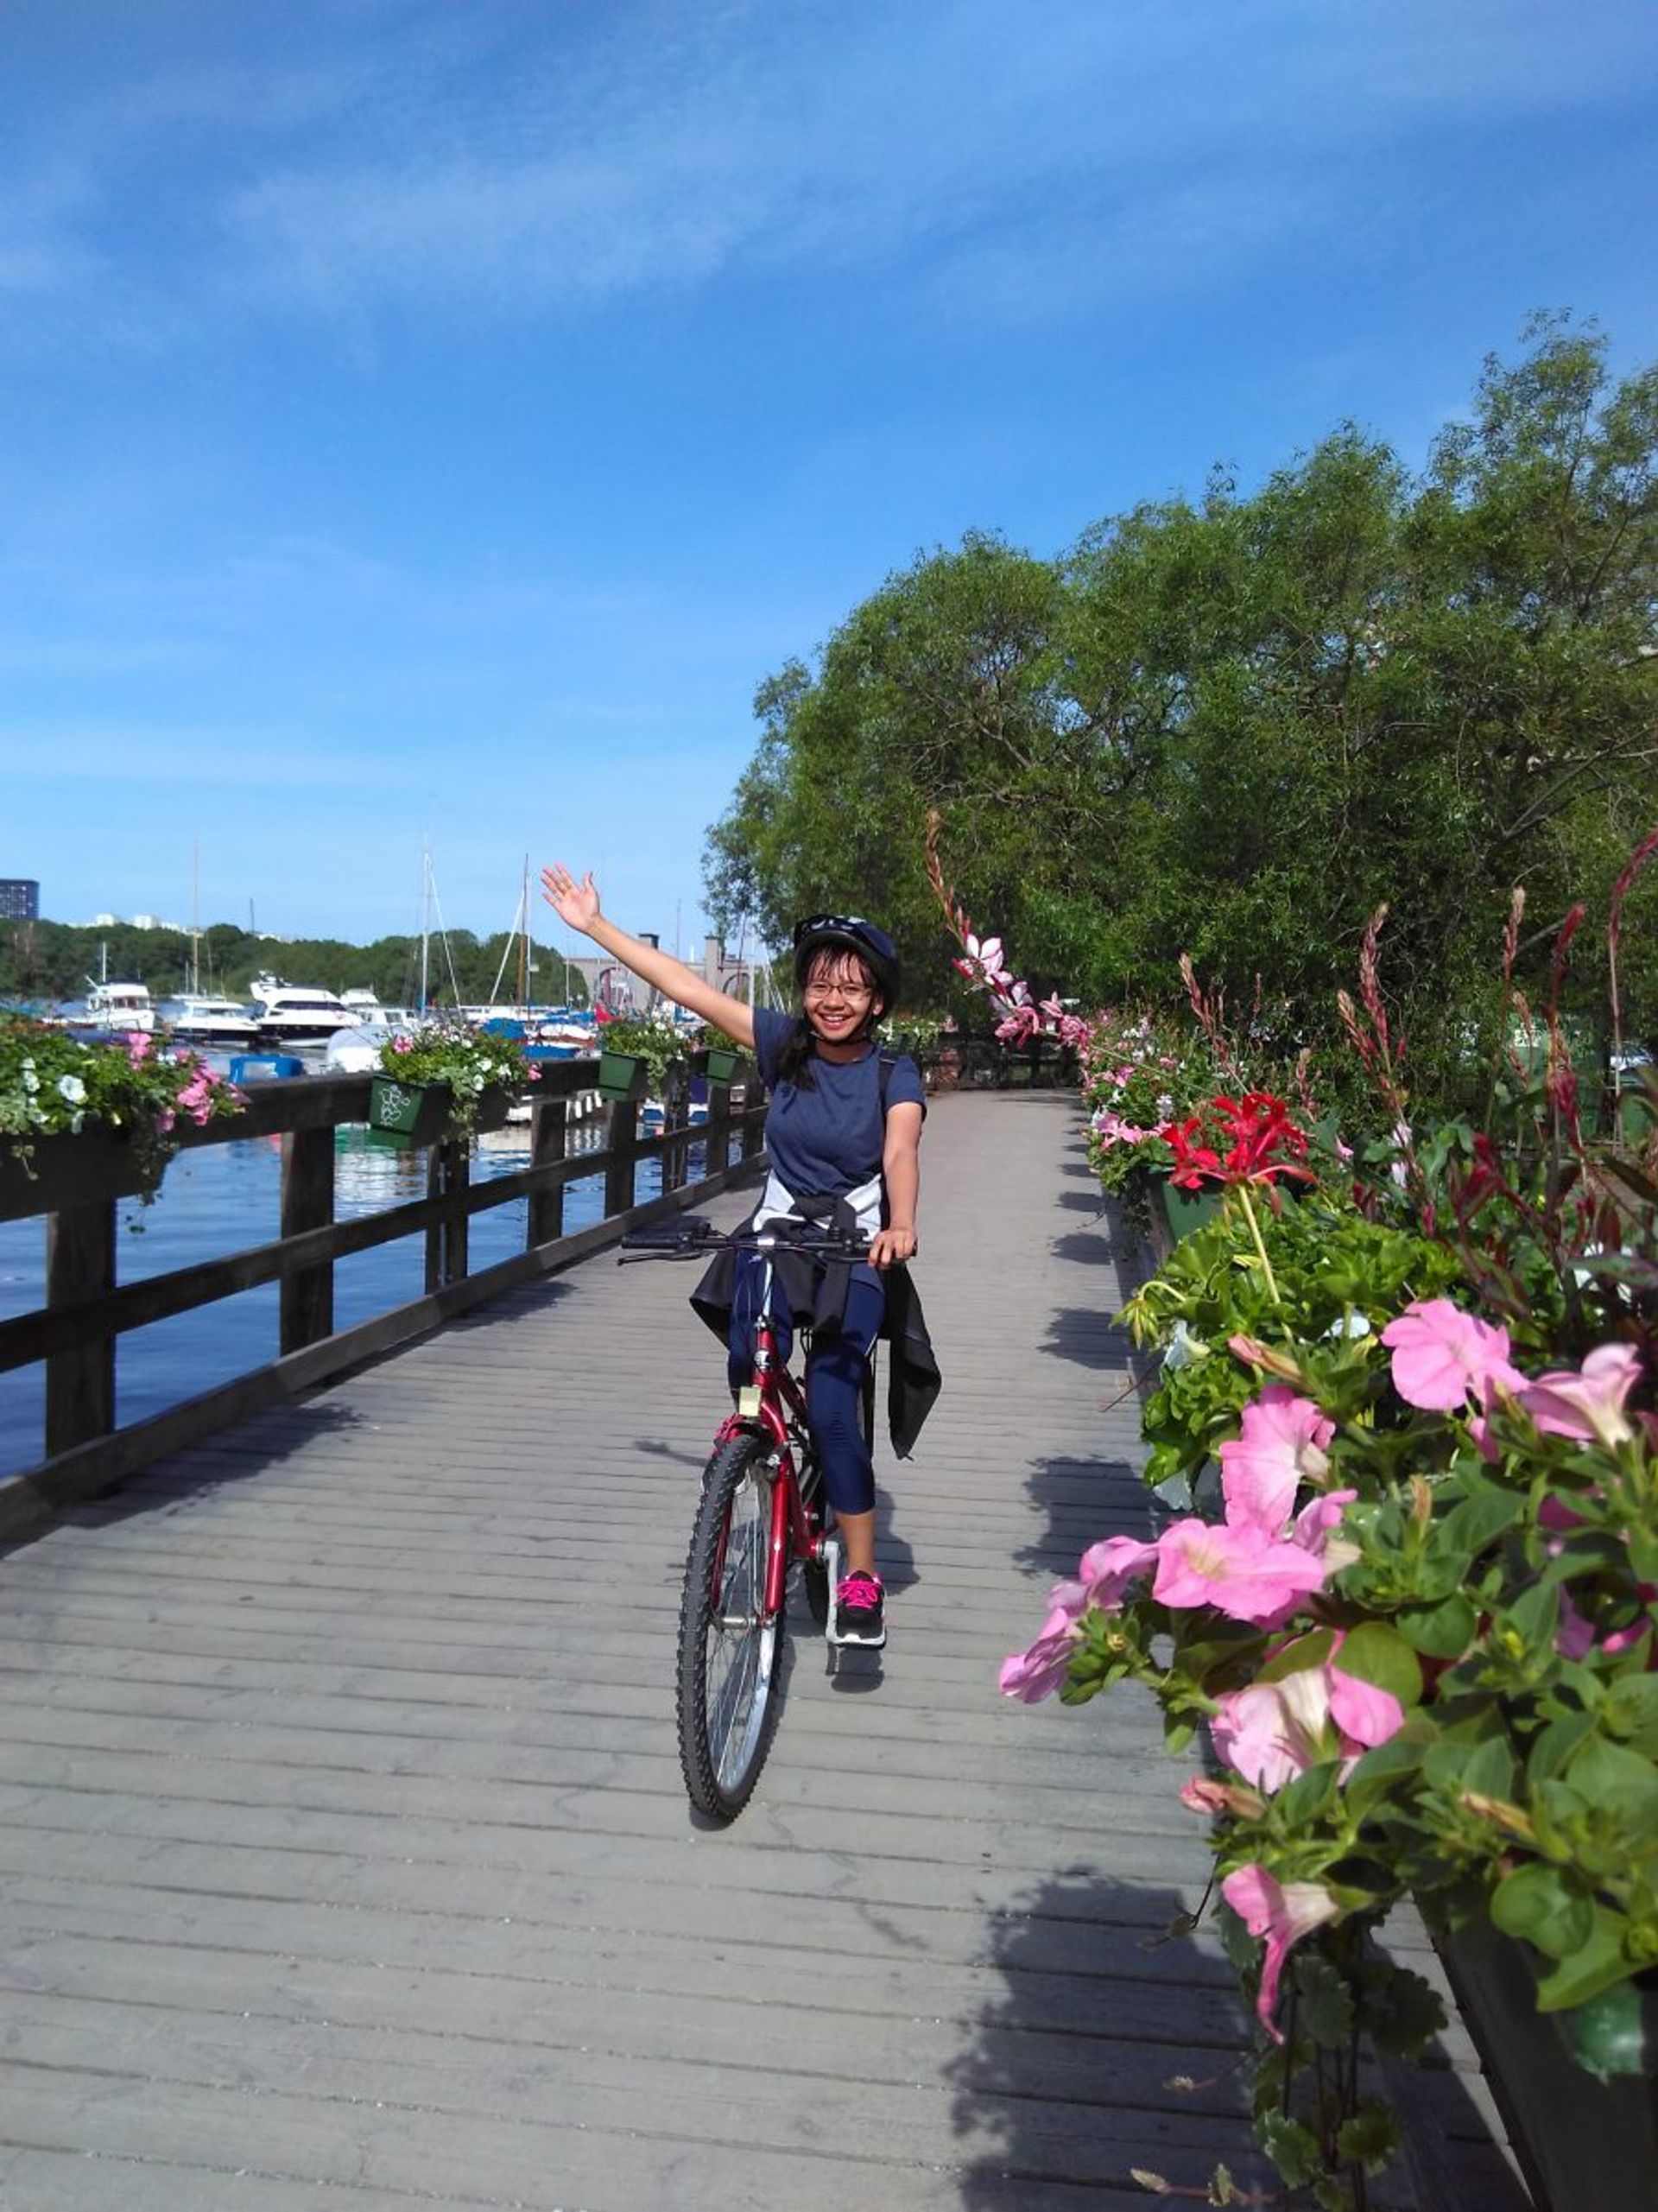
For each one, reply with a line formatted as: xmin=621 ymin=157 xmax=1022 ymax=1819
xmin=0 ymin=1118 xmax=681 ymax=1482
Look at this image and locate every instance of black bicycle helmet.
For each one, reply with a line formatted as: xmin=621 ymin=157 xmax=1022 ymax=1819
xmin=792 ymin=912 xmax=900 ymax=1010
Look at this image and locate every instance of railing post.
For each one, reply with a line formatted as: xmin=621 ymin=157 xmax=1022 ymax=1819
xmin=44 ymin=1200 xmax=117 ymax=1457
xmin=424 ymin=1138 xmax=470 ymax=1290
xmin=662 ymin=1069 xmax=687 ymax=1195
xmin=605 ymin=1096 xmax=640 ymax=1218
xmin=281 ymin=1125 xmax=334 ymax=1353
xmin=706 ymin=1068 xmax=731 ymax=1176
xmin=528 ymin=1095 xmax=567 ymax=1246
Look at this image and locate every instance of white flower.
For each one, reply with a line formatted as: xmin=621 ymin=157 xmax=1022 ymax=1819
xmin=22 ymin=1062 xmax=40 ymax=1093
xmin=58 ymin=1074 xmax=87 ymax=1106
xmin=1323 ymin=1312 xmax=1373 ymax=1341
xmin=1161 ymin=1319 xmax=1209 ymax=1372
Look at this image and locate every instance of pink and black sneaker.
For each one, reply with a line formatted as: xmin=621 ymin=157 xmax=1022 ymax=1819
xmin=834 ymin=1569 xmax=887 ymax=1647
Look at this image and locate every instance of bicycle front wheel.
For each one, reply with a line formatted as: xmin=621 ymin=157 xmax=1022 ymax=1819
xmin=677 ymin=1434 xmax=782 ymax=1820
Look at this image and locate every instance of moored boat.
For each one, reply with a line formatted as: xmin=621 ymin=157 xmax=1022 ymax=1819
xmin=249 ymin=977 xmax=363 ymax=1048
xmin=64 ymin=980 xmax=157 ymax=1034
xmin=160 ymin=992 xmax=259 ymax=1048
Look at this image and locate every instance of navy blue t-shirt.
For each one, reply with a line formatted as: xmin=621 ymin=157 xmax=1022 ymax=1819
xmin=752 ymin=1005 xmax=925 ymax=1198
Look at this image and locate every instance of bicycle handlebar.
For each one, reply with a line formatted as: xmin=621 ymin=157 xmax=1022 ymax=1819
xmin=617 ymin=1216 xmax=871 ymax=1263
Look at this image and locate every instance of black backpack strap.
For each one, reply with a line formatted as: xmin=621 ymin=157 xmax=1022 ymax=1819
xmin=877 ymin=1049 xmax=897 ymax=1116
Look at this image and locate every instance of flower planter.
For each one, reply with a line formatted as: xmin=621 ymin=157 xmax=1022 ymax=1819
xmin=1157 ymin=1177 xmax=1226 ymax=1241
xmin=1432 ymin=1917 xmax=1658 ymax=2212
xmin=704 ymin=1047 xmax=741 ymax=1088
xmin=365 ymin=1077 xmax=511 ymax=1150
xmin=0 ymin=1129 xmax=163 ymax=1221
xmin=598 ymin=1049 xmax=648 ymax=1103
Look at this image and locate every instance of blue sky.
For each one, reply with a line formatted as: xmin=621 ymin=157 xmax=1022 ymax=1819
xmin=3 ymin=0 xmax=1655 ymax=966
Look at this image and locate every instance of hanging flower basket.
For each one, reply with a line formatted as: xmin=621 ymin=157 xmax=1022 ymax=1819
xmin=597 ymin=1049 xmax=647 ymax=1103
xmin=0 ymin=1128 xmax=164 ymax=1222
xmin=705 ymin=1046 xmax=741 ymax=1087
xmin=366 ymin=1077 xmax=511 ymax=1150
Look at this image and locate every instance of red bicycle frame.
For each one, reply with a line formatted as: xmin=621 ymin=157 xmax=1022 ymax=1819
xmin=712 ymin=1264 xmax=826 ymax=1619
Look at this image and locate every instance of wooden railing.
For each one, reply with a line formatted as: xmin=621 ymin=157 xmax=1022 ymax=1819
xmin=0 ymin=1054 xmax=763 ymax=1539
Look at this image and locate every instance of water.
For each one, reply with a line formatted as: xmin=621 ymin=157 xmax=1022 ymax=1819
xmin=0 ymin=1119 xmax=693 ymax=1479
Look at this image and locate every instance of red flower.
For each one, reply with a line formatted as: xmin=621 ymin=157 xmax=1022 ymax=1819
xmin=1159 ymin=1091 xmax=1313 ymax=1189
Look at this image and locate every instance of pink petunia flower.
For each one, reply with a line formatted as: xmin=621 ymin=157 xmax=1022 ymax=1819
xmin=1521 ymin=1343 xmax=1643 ymax=1452
xmin=1221 ymin=1865 xmax=1342 ymax=2040
xmin=1092 ymin=1108 xmax=1152 ymax=1150
xmin=1153 ymin=1518 xmax=1330 ymax=1628
xmin=997 ymin=1604 xmax=1084 ymax=1702
xmin=1212 ymin=1661 xmax=1404 ymax=1794
xmin=1381 ymin=1299 xmax=1527 ymax=1412
xmin=1073 ymin=1534 xmax=1161 ymax=1611
xmin=1289 ymin=1487 xmax=1360 ymax=1571
xmin=1219 ymin=1385 xmax=1334 ymax=1537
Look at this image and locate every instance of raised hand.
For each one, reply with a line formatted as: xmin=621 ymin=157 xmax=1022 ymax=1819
xmin=541 ymin=864 xmax=602 ymax=937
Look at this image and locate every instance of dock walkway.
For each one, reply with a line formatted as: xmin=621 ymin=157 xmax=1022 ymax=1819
xmin=0 ymin=1094 xmax=1522 ymax=2210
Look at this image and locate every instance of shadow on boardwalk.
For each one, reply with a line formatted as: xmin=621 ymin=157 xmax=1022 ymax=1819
xmin=946 ymin=1868 xmax=1267 ymax=2202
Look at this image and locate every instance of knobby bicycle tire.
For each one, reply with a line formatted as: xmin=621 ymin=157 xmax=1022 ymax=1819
xmin=676 ymin=1432 xmax=783 ymax=1821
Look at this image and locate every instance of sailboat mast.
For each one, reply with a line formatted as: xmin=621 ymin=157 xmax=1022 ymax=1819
xmin=419 ymin=844 xmax=431 ymax=1013
xmin=519 ymin=855 xmax=530 ymax=1011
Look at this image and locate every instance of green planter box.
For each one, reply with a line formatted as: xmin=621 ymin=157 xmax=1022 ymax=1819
xmin=0 ymin=1129 xmax=162 ymax=1222
xmin=1157 ymin=1177 xmax=1225 ymax=1241
xmin=705 ymin=1047 xmax=741 ymax=1087
xmin=598 ymin=1049 xmax=647 ymax=1103
xmin=366 ymin=1077 xmax=511 ymax=1150
xmin=1433 ymin=1917 xmax=1658 ymax=2212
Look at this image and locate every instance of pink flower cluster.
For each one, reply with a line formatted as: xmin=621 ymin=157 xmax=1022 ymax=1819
xmin=948 ymin=929 xmax=1089 ymax=1049
xmin=999 ymin=1383 xmax=1357 ymax=1702
xmin=1382 ymin=1297 xmax=1644 ymax=1453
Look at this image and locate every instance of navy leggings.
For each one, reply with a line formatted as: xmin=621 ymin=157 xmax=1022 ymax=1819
xmin=725 ymin=1253 xmax=885 ymax=1518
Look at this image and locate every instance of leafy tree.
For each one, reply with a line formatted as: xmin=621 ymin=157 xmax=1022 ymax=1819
xmin=706 ymin=319 xmax=1658 ymax=1095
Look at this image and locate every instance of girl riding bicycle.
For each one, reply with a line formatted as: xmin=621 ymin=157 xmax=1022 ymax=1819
xmin=541 ymin=866 xmax=939 ymax=1647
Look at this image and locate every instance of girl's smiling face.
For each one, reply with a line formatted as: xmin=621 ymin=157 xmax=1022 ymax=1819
xmin=801 ymin=949 xmax=881 ymax=1046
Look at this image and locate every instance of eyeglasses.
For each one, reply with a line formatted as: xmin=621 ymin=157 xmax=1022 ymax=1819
xmin=803 ymin=977 xmax=874 ymax=1002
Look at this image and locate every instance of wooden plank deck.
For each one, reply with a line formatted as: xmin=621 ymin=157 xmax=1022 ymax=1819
xmin=0 ymin=1094 xmax=1526 ymax=2211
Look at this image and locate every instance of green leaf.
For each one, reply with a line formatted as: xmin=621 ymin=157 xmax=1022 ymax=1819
xmin=1535 ymin=1906 xmax=1634 ymax=2012
xmin=1564 ymin=1733 xmax=1658 ymax=1827
xmin=1489 ymin=1863 xmax=1596 ymax=1959
xmin=1256 ymin=2110 xmax=1320 ymax=2190
xmin=1273 ymin=1759 xmax=1343 ymax=1829
xmin=1364 ymin=1962 xmax=1446 ymax=2057
xmin=1344 ymin=1732 xmax=1428 ymax=1820
xmin=1440 ymin=1488 xmax=1525 ymax=1551
xmin=1502 ymin=1578 xmax=1560 ymax=1651
xmin=1525 ymin=1711 xmax=1595 ymax=1785
xmin=1335 ymin=2099 xmax=1400 ymax=2173
xmin=1603 ymin=1673 xmax=1658 ymax=1755
xmin=1294 ymin=1948 xmax=1357 ymax=2048
xmin=1397 ymin=1594 xmax=1478 ymax=1657
xmin=1256 ymin=1626 xmax=1339 ymax=1683
xmin=1334 ymin=1620 xmax=1423 ymax=1708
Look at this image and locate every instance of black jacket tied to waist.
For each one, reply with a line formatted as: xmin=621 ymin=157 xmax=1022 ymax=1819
xmin=688 ymin=1191 xmax=941 ymax=1459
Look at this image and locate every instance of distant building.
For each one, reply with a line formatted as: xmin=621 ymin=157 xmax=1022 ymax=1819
xmin=0 ymin=879 xmax=39 ymax=920
xmin=560 ymin=933 xmax=754 ymax=1011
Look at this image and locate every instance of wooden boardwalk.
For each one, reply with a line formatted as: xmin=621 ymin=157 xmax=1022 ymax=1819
xmin=0 ymin=1095 xmax=1525 ymax=2211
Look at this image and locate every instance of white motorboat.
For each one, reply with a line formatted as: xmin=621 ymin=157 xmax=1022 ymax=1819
xmin=341 ymin=989 xmax=421 ymax=1029
xmin=249 ymin=977 xmax=364 ymax=1047
xmin=323 ymin=1019 xmax=418 ymax=1074
xmin=65 ymin=979 xmax=157 ymax=1034
xmin=160 ymin=992 xmax=259 ymax=1048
